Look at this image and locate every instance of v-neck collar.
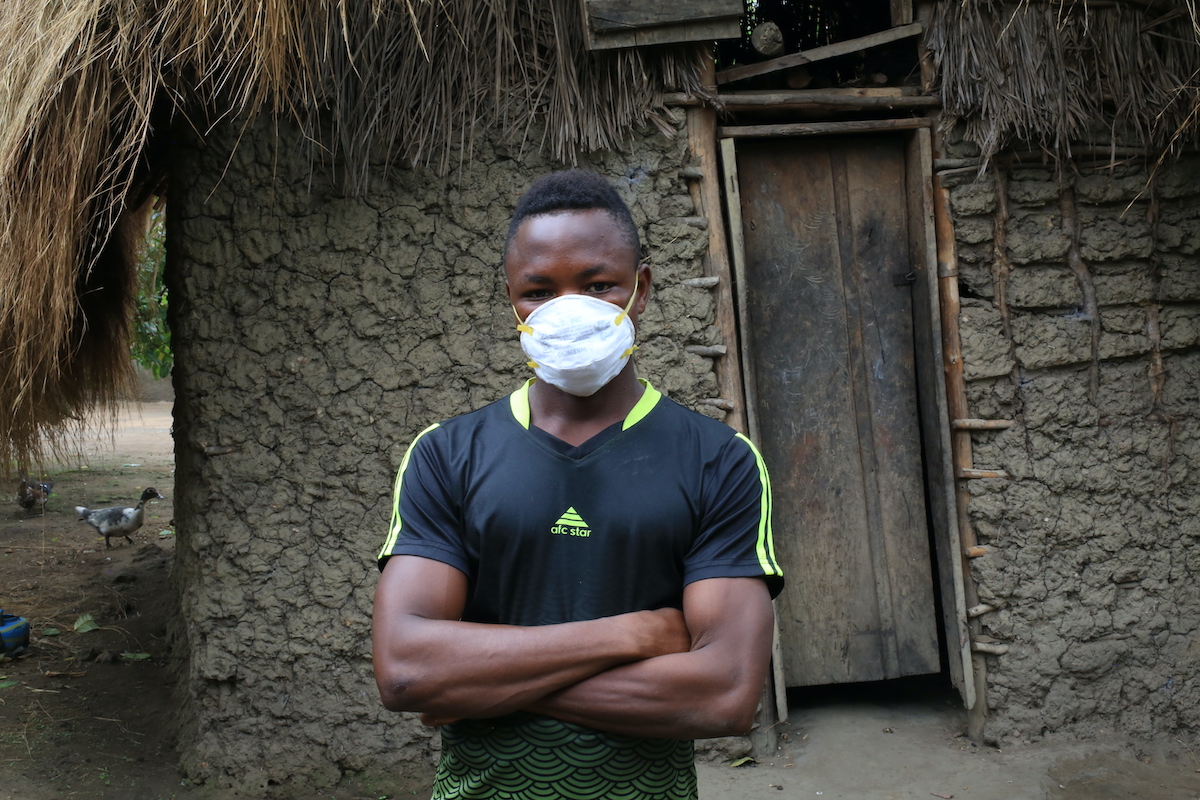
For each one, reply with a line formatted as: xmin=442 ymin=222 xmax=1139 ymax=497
xmin=508 ymin=378 xmax=662 ymax=433
xmin=528 ymin=419 xmax=624 ymax=460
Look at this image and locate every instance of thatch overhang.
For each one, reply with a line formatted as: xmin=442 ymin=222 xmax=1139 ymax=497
xmin=928 ymin=0 xmax=1200 ymax=164
xmin=0 ymin=0 xmax=710 ymax=468
xmin=11 ymin=0 xmax=1200 ymax=468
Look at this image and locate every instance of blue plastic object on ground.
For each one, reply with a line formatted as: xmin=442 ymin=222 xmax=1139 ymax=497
xmin=1 ymin=608 xmax=30 ymax=656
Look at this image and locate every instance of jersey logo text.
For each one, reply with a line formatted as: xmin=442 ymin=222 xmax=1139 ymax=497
xmin=551 ymin=507 xmax=591 ymax=538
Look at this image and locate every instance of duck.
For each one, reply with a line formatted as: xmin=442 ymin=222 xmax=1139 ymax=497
xmin=76 ymin=488 xmax=166 ymax=549
xmin=16 ymin=477 xmax=53 ymax=512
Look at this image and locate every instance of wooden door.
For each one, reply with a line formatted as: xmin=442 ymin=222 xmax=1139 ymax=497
xmin=731 ymin=135 xmax=940 ymax=687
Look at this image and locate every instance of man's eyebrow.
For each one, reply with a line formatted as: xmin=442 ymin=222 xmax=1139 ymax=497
xmin=518 ymin=264 xmax=613 ymax=284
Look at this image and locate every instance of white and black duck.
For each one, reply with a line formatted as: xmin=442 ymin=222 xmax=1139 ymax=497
xmin=76 ymin=487 xmax=165 ymax=548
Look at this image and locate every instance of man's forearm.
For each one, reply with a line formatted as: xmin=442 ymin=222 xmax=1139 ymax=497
xmin=374 ymin=555 xmax=689 ymax=720
xmin=525 ymin=642 xmax=768 ymax=740
xmin=373 ymin=561 xmax=770 ymax=733
xmin=374 ymin=610 xmax=686 ymax=721
xmin=525 ymin=577 xmax=775 ymax=740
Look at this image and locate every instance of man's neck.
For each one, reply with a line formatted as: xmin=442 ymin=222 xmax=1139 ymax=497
xmin=527 ymin=364 xmax=645 ymax=447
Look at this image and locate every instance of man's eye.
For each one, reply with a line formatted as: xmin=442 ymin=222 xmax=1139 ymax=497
xmin=525 ymin=289 xmax=552 ymax=299
xmin=585 ymin=283 xmax=613 ymax=293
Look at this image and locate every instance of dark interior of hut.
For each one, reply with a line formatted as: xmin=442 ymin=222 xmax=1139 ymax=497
xmin=715 ymin=0 xmax=920 ymax=100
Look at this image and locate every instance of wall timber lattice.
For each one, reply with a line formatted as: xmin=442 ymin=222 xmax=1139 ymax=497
xmin=940 ymin=127 xmax=1200 ymax=746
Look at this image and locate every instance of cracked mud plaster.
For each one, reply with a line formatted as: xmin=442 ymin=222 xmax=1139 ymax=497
xmin=950 ymin=155 xmax=1200 ymax=747
xmin=168 ymin=111 xmax=721 ymax=792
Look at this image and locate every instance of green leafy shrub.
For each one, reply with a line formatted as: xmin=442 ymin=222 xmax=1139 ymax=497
xmin=132 ymin=205 xmax=171 ymax=379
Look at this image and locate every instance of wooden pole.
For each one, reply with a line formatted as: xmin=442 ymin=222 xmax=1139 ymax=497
xmin=664 ymin=87 xmax=926 ymax=106
xmin=686 ymin=62 xmax=748 ymax=436
xmin=967 ymin=603 xmax=996 ymax=618
xmin=719 ymin=117 xmax=931 ymax=138
xmin=688 ymin=53 xmax=782 ymax=754
xmin=701 ymin=93 xmax=940 ymax=112
xmin=956 ymin=468 xmax=1011 ymax=480
xmin=908 ymin=126 xmax=973 ymax=714
xmin=953 ymin=418 xmax=1014 ymax=430
xmin=933 ymin=177 xmax=989 ymax=744
xmin=718 ymin=139 xmax=762 ymax=449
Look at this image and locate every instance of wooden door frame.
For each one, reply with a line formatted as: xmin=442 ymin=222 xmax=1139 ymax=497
xmin=714 ymin=120 xmax=975 ymax=727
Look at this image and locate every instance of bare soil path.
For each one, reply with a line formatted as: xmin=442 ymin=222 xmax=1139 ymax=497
xmin=2 ymin=403 xmax=191 ymax=800
xmin=699 ymin=682 xmax=1200 ymax=800
xmin=1 ymin=404 xmax=1197 ymax=800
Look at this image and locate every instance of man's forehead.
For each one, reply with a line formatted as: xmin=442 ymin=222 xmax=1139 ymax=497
xmin=506 ymin=210 xmax=638 ymax=268
xmin=513 ymin=208 xmax=624 ymax=241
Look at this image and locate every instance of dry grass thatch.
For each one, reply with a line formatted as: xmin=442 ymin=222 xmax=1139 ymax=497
xmin=928 ymin=0 xmax=1200 ymax=163
xmin=0 ymin=0 xmax=710 ymax=468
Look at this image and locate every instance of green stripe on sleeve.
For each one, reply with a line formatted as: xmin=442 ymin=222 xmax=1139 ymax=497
xmin=378 ymin=423 xmax=441 ymax=561
xmin=735 ymin=432 xmax=781 ymax=577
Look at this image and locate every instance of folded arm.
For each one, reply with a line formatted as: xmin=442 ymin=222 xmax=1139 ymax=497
xmin=371 ymin=555 xmax=691 ymax=721
xmin=526 ymin=576 xmax=774 ymax=740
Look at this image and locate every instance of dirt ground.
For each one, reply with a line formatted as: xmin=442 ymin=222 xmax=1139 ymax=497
xmin=2 ymin=403 xmax=1199 ymax=800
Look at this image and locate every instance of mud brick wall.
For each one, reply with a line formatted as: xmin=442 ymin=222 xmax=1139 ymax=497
xmin=166 ymin=112 xmax=721 ymax=793
xmin=941 ymin=136 xmax=1200 ymax=745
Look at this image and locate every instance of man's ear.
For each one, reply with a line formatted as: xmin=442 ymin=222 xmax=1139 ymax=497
xmin=635 ymin=260 xmax=652 ymax=315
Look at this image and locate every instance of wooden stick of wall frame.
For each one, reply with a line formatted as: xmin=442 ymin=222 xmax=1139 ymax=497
xmin=717 ymin=134 xmax=788 ymax=726
xmin=719 ymin=118 xmax=933 ymax=139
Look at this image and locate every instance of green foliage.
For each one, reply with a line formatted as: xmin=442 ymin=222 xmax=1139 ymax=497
xmin=132 ymin=205 xmax=172 ymax=379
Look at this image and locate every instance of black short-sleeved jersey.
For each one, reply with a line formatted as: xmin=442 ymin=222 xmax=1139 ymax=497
xmin=377 ymin=379 xmax=783 ymax=800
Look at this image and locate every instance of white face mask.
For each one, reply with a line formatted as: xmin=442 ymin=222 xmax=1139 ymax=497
xmin=514 ymin=280 xmax=639 ymax=397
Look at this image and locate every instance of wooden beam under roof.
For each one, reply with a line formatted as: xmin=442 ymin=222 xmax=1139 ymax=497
xmin=581 ymin=0 xmax=743 ymax=50
xmin=718 ymin=117 xmax=931 ymax=139
xmin=712 ymin=92 xmax=940 ymax=112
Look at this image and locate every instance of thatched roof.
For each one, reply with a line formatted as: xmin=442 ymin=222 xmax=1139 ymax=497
xmin=928 ymin=1 xmax=1200 ymax=163
xmin=12 ymin=0 xmax=1199 ymax=467
xmin=0 ymin=0 xmax=709 ymax=468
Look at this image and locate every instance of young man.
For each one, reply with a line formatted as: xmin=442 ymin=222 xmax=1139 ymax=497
xmin=373 ymin=169 xmax=783 ymax=800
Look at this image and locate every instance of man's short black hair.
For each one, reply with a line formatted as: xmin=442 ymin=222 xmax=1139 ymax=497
xmin=504 ymin=169 xmax=641 ymax=263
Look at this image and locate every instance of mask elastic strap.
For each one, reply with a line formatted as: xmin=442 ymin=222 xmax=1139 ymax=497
xmin=613 ymin=274 xmax=640 ymax=326
xmin=512 ymin=305 xmax=533 ymax=335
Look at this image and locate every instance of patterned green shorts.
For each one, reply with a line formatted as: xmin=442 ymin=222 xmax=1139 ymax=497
xmin=433 ymin=713 xmax=697 ymax=800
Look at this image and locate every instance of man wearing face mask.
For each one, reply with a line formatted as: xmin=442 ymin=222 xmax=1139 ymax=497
xmin=372 ymin=169 xmax=784 ymax=800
